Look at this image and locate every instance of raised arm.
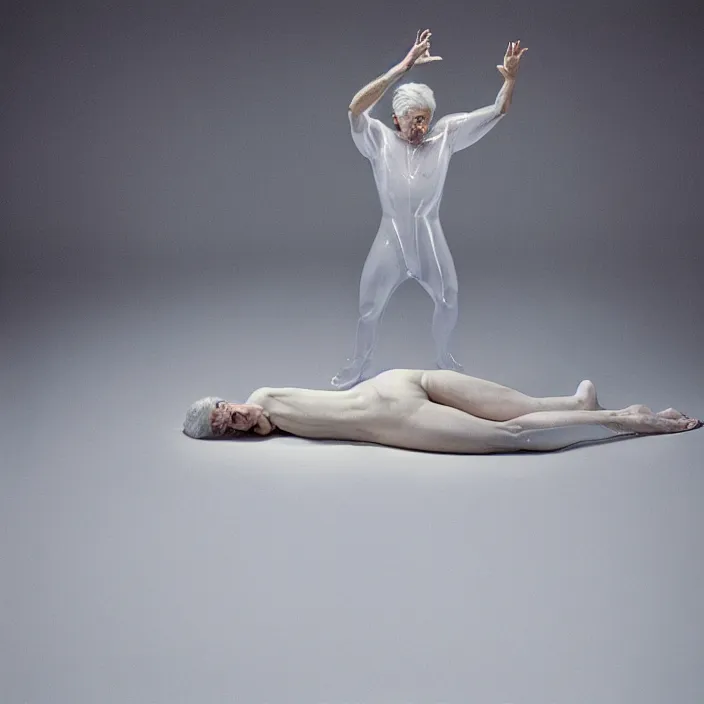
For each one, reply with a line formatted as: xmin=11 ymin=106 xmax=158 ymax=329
xmin=348 ymin=29 xmax=442 ymax=116
xmin=348 ymin=30 xmax=443 ymax=159
xmin=437 ymin=40 xmax=528 ymax=153
xmin=495 ymin=40 xmax=528 ymax=115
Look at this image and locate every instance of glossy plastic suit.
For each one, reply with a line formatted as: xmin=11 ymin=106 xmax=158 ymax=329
xmin=332 ymin=92 xmax=505 ymax=389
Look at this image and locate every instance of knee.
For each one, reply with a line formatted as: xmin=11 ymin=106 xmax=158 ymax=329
xmin=495 ymin=420 xmax=553 ymax=452
xmin=488 ymin=421 xmax=524 ymax=452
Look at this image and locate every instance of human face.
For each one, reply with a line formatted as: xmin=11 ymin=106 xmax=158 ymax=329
xmin=210 ymin=401 xmax=265 ymax=436
xmin=393 ymin=107 xmax=432 ymax=145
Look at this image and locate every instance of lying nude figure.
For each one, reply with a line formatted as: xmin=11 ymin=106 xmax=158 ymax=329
xmin=183 ymin=370 xmax=701 ymax=453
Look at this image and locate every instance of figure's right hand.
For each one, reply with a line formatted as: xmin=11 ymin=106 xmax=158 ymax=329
xmin=404 ymin=29 xmax=442 ymax=68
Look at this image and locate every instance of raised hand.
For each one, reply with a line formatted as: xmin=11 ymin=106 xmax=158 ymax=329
xmin=404 ymin=28 xmax=443 ymax=69
xmin=497 ymin=40 xmax=528 ymax=80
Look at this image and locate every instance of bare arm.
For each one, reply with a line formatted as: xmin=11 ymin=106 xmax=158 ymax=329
xmin=495 ymin=40 xmax=528 ymax=114
xmin=496 ymin=76 xmax=517 ymax=115
xmin=436 ymin=40 xmax=528 ymax=153
xmin=349 ymin=29 xmax=442 ymax=116
xmin=349 ymin=62 xmax=410 ymax=116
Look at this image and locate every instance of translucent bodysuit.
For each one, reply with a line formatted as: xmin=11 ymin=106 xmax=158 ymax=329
xmin=332 ymin=89 xmax=505 ymax=389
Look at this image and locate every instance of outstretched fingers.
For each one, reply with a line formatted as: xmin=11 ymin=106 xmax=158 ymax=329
xmin=505 ymin=40 xmax=528 ymax=58
xmin=417 ymin=28 xmax=431 ymax=45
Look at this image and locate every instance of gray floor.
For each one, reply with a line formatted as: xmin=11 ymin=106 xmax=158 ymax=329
xmin=3 ymin=244 xmax=704 ymax=704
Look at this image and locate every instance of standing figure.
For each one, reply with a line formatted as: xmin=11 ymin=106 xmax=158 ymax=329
xmin=332 ymin=30 xmax=528 ymax=389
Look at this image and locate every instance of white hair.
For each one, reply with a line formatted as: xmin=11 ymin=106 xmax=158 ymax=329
xmin=392 ymin=82 xmax=436 ymax=119
xmin=183 ymin=396 xmax=224 ymax=439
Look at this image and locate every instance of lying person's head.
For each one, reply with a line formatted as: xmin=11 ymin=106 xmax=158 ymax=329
xmin=183 ymin=397 xmax=274 ymax=439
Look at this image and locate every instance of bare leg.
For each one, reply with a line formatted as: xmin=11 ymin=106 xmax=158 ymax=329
xmin=386 ymin=402 xmax=701 ymax=455
xmin=332 ymin=234 xmax=407 ymax=389
xmin=421 ymin=369 xmax=601 ymax=422
xmin=501 ymin=406 xmax=701 ymax=452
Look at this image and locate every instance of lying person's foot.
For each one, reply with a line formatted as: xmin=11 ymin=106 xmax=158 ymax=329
xmin=657 ymin=407 xmax=692 ymax=421
xmin=575 ymin=379 xmax=602 ymax=411
xmin=608 ymin=405 xmax=702 ymax=434
xmin=331 ymin=357 xmax=371 ymax=390
xmin=436 ymin=352 xmax=464 ymax=373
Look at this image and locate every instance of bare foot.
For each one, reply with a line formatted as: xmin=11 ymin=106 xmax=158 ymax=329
xmin=575 ymin=380 xmax=602 ymax=411
xmin=610 ymin=405 xmax=701 ymax=434
xmin=657 ymin=407 xmax=690 ymax=421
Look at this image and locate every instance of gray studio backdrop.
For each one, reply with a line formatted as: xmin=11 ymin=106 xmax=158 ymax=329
xmin=4 ymin=0 xmax=703 ymax=273
xmin=3 ymin=0 xmax=704 ymax=703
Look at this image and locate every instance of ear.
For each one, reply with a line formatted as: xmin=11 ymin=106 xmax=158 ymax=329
xmin=392 ymin=114 xmax=400 ymax=130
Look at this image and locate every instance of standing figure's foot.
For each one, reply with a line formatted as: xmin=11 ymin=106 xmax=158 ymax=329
xmin=436 ymin=352 xmax=464 ymax=373
xmin=331 ymin=357 xmax=371 ymax=390
xmin=575 ymin=379 xmax=602 ymax=411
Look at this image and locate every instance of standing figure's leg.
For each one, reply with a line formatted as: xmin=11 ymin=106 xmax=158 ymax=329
xmin=416 ymin=220 xmax=462 ymax=371
xmin=421 ymin=370 xmax=603 ymax=421
xmin=332 ymin=232 xmax=407 ymax=389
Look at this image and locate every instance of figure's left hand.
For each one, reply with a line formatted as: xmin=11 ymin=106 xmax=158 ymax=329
xmin=497 ymin=40 xmax=528 ymax=79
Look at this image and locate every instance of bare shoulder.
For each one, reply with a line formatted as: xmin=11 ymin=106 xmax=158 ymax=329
xmin=245 ymin=387 xmax=272 ymax=405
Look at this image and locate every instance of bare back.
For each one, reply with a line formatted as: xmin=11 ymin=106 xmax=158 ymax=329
xmin=249 ymin=370 xmax=524 ymax=453
xmin=248 ymin=370 xmax=429 ymax=444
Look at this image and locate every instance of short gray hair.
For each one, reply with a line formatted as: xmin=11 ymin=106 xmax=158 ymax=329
xmin=183 ymin=396 xmax=224 ymax=439
xmin=392 ymin=82 xmax=436 ymax=119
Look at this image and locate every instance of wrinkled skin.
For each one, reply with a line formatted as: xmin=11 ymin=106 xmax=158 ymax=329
xmin=392 ymin=107 xmax=432 ymax=145
xmin=210 ymin=401 xmax=275 ymax=437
